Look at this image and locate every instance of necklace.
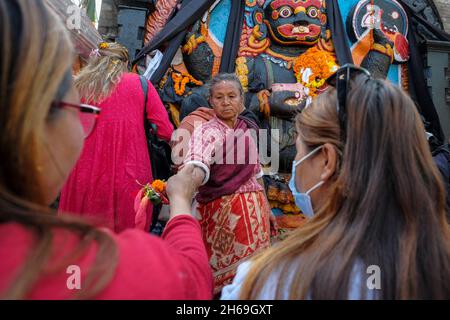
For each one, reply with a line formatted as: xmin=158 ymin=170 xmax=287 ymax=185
xmin=262 ymin=48 xmax=297 ymax=70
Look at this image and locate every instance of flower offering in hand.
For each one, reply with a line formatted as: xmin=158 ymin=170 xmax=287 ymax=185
xmin=134 ymin=180 xmax=169 ymax=230
xmin=138 ymin=179 xmax=169 ymax=205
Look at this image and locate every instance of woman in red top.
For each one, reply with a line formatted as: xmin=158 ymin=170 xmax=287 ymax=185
xmin=58 ymin=41 xmax=174 ymax=232
xmin=0 ymin=0 xmax=212 ymax=299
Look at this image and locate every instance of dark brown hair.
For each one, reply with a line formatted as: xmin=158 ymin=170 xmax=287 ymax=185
xmin=240 ymin=76 xmax=450 ymax=299
xmin=0 ymin=0 xmax=117 ymax=299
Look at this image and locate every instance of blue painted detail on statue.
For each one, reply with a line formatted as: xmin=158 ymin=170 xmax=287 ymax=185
xmin=339 ymin=0 xmax=360 ymax=34
xmin=271 ymin=208 xmax=284 ymax=217
xmin=209 ymin=0 xmax=232 ymax=47
xmin=244 ymin=6 xmax=257 ymax=28
xmin=388 ymin=65 xmax=400 ymax=84
xmin=338 ymin=0 xmax=401 ymax=85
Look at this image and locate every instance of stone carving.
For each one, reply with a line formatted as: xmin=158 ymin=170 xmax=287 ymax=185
xmin=144 ymin=0 xmax=179 ymax=44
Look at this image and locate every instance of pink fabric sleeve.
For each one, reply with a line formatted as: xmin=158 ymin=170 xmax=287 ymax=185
xmin=0 ymin=219 xmax=212 ymax=300
xmin=183 ymin=125 xmax=218 ymax=169
xmin=161 ymin=215 xmax=214 ymax=295
xmin=97 ymin=215 xmax=213 ymax=299
xmin=145 ymin=80 xmax=174 ymax=142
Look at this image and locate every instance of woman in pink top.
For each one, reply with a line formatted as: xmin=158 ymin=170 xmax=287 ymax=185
xmin=0 ymin=0 xmax=211 ymax=299
xmin=59 ymin=42 xmax=174 ymax=232
xmin=183 ymin=73 xmax=273 ymax=294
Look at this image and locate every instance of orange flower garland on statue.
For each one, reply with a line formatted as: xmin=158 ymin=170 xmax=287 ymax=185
xmin=172 ymin=71 xmax=203 ymax=96
xmin=293 ymin=46 xmax=339 ymax=97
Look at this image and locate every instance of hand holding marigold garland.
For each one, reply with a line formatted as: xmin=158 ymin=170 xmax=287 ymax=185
xmin=134 ymin=180 xmax=169 ymax=230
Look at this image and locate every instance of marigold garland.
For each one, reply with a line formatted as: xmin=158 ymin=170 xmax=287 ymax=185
xmin=172 ymin=71 xmax=203 ymax=96
xmin=99 ymin=42 xmax=109 ymax=50
xmin=135 ymin=179 xmax=168 ymax=206
xmin=151 ymin=179 xmax=166 ymax=194
xmin=235 ymin=57 xmax=249 ymax=92
xmin=293 ymin=47 xmax=338 ymax=96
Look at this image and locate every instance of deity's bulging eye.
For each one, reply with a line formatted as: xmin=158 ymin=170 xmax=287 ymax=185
xmin=391 ymin=11 xmax=399 ymax=19
xmin=279 ymin=6 xmax=293 ymax=19
xmin=307 ymin=7 xmax=319 ymax=19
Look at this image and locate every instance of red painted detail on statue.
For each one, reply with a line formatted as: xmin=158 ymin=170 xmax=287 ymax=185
xmin=271 ymin=10 xmax=279 ymax=20
xmin=276 ymin=23 xmax=321 ymax=39
xmin=394 ymin=33 xmax=410 ymax=62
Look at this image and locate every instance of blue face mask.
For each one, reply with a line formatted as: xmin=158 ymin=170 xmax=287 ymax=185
xmin=289 ymin=146 xmax=324 ymax=218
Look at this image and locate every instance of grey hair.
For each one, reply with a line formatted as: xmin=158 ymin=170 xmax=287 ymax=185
xmin=208 ymin=73 xmax=245 ymax=100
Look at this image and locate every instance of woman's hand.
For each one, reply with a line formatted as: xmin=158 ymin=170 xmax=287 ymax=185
xmin=268 ymin=90 xmax=306 ymax=119
xmin=166 ymin=165 xmax=204 ymax=220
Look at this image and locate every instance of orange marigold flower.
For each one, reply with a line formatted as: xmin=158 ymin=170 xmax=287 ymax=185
xmin=293 ymin=46 xmax=338 ymax=96
xmin=151 ymin=179 xmax=166 ymax=193
xmin=99 ymin=42 xmax=109 ymax=50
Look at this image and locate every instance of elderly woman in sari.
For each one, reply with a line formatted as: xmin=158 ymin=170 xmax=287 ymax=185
xmin=183 ymin=73 xmax=272 ymax=294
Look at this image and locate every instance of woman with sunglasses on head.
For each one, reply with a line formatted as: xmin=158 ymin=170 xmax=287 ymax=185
xmin=0 ymin=0 xmax=211 ymax=299
xmin=221 ymin=65 xmax=450 ymax=299
xmin=58 ymin=41 xmax=174 ymax=233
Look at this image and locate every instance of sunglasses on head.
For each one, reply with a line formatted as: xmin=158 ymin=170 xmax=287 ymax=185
xmin=326 ymin=64 xmax=371 ymax=141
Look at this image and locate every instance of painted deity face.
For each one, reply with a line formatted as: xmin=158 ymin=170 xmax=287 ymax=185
xmin=264 ymin=0 xmax=326 ymax=45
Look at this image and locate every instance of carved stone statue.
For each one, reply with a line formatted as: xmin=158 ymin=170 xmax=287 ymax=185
xmin=142 ymin=0 xmax=450 ymax=220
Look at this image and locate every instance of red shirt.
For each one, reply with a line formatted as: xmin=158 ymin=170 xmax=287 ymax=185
xmin=0 ymin=215 xmax=213 ymax=299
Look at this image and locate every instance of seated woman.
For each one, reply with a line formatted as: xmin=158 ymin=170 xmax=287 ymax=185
xmin=0 ymin=0 xmax=211 ymax=299
xmin=221 ymin=65 xmax=450 ymax=299
xmin=183 ymin=73 xmax=273 ymax=295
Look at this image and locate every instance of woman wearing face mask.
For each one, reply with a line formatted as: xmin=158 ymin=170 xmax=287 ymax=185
xmin=221 ymin=66 xmax=450 ymax=299
xmin=0 ymin=0 xmax=211 ymax=299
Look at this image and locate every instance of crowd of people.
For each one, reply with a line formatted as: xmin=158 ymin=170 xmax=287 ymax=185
xmin=1 ymin=0 xmax=450 ymax=300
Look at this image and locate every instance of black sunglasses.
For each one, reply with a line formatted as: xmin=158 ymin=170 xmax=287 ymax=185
xmin=326 ymin=64 xmax=371 ymax=141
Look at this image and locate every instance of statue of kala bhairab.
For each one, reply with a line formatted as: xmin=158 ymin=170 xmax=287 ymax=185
xmin=144 ymin=0 xmax=428 ymax=224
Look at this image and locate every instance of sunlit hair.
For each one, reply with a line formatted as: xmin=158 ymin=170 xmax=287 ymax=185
xmin=0 ymin=0 xmax=117 ymax=299
xmin=75 ymin=42 xmax=129 ymax=104
xmin=240 ymin=76 xmax=450 ymax=299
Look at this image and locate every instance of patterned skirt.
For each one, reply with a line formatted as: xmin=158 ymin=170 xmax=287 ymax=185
xmin=196 ymin=190 xmax=271 ymax=294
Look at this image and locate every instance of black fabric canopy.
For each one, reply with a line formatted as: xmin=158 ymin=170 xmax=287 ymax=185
xmin=219 ymin=0 xmax=246 ymax=73
xmin=132 ymin=0 xmax=217 ymax=83
xmin=326 ymin=0 xmax=354 ymax=65
xmin=399 ymin=0 xmax=450 ymax=142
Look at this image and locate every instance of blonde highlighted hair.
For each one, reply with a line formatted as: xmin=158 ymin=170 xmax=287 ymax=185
xmin=75 ymin=42 xmax=129 ymax=104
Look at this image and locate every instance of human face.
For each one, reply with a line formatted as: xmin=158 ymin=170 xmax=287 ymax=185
xmin=264 ymin=0 xmax=326 ymax=45
xmin=38 ymin=83 xmax=85 ymax=205
xmin=209 ymin=81 xmax=243 ymax=128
